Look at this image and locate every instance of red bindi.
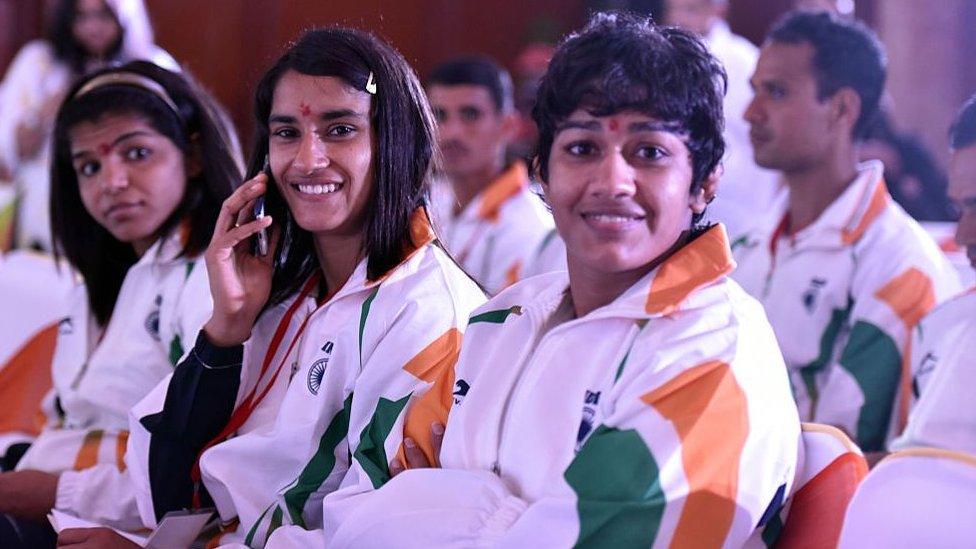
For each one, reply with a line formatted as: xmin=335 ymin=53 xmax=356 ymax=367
xmin=608 ymin=118 xmax=620 ymax=132
xmin=299 ymin=102 xmax=312 ymax=117
xmin=97 ymin=143 xmax=112 ymax=156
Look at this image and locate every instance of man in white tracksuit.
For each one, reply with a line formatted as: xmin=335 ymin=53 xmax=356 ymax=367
xmin=665 ymin=0 xmax=783 ymax=243
xmin=890 ymin=95 xmax=976 ymax=456
xmin=733 ymin=11 xmax=961 ymax=453
xmin=321 ymin=14 xmax=800 ymax=547
xmin=426 ymin=57 xmax=554 ymax=294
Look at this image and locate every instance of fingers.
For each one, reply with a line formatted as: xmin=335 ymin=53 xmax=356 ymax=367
xmin=389 ymin=458 xmax=405 ymax=477
xmin=430 ymin=423 xmax=445 ymax=467
xmin=235 ymin=197 xmax=258 ymax=228
xmin=56 ymin=528 xmax=93 ymax=545
xmin=214 ymin=174 xmax=267 ymax=238
xmin=403 ymin=437 xmax=430 ymax=469
xmin=222 ymin=216 xmax=274 ymax=251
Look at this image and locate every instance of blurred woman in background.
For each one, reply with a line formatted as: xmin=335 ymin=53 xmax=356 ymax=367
xmin=0 ymin=0 xmax=177 ymax=251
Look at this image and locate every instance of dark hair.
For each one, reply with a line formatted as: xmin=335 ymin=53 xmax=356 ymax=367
xmin=427 ymin=56 xmax=514 ymax=112
xmin=533 ymin=12 xmax=726 ymax=197
xmin=48 ymin=0 xmax=124 ymax=74
xmin=769 ymin=10 xmax=886 ymax=139
xmin=251 ymin=27 xmax=438 ymax=306
xmin=50 ymin=61 xmax=241 ymax=325
xmin=950 ymin=94 xmax=976 ymax=151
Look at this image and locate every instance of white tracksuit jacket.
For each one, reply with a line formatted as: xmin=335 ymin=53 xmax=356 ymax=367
xmin=322 ymin=224 xmax=800 ymax=548
xmin=432 ymin=162 xmax=554 ymax=295
xmin=732 ymin=161 xmax=962 ymax=452
xmin=16 ymin=231 xmax=211 ymax=530
xmin=890 ymin=288 xmax=976 ymax=455
xmin=126 ymin=214 xmax=486 ymax=547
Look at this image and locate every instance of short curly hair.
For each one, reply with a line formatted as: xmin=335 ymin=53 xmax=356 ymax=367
xmin=532 ymin=11 xmax=727 ymax=194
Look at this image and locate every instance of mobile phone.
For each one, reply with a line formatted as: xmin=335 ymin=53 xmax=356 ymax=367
xmin=251 ymin=155 xmax=270 ymax=256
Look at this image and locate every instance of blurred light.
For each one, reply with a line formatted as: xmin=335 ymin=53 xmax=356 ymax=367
xmin=837 ymin=0 xmax=855 ymax=15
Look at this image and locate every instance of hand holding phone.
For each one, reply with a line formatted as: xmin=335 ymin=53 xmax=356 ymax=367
xmin=202 ymin=160 xmax=276 ymax=347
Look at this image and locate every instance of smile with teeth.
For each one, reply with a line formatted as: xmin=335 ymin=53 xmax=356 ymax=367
xmin=295 ymin=182 xmax=343 ymax=195
xmin=583 ymin=213 xmax=644 ymax=222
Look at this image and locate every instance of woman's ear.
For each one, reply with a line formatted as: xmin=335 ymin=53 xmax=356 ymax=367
xmin=689 ymin=164 xmax=721 ymax=215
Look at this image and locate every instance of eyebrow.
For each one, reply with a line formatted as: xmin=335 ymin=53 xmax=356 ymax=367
xmin=555 ymin=119 xmax=682 ymax=134
xmin=71 ymin=130 xmax=153 ymax=160
xmin=269 ymin=109 xmax=365 ymax=124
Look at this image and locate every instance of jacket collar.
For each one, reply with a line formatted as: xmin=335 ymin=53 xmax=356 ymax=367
xmin=469 ymin=161 xmax=531 ymax=223
xmin=521 ymin=224 xmax=736 ymax=322
xmin=790 ymin=160 xmax=891 ymax=247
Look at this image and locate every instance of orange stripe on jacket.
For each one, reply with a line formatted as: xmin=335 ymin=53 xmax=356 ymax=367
xmin=0 ymin=322 xmax=58 ymax=434
xmin=503 ymin=261 xmax=522 ymax=290
xmin=875 ymin=267 xmax=936 ymax=431
xmin=477 ymin=162 xmax=529 ymax=223
xmin=841 ymin=179 xmax=890 ymax=245
xmin=398 ymin=328 xmax=463 ymax=466
xmin=646 ymin=225 xmax=735 ymax=316
xmin=73 ymin=429 xmax=104 ymax=470
xmin=115 ymin=430 xmax=130 ymax=471
xmin=642 ymin=360 xmax=749 ymax=548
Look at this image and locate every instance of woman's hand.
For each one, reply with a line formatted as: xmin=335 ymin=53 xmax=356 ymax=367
xmin=57 ymin=528 xmax=141 ymax=548
xmin=389 ymin=422 xmax=445 ymax=476
xmin=0 ymin=470 xmax=59 ymax=521
xmin=202 ymin=173 xmax=278 ymax=347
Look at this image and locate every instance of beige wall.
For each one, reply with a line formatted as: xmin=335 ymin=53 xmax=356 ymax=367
xmin=877 ymin=0 xmax=976 ymax=165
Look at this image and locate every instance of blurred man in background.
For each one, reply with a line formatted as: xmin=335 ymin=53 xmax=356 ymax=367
xmin=733 ymin=10 xmax=961 ymax=455
xmin=427 ymin=56 xmax=554 ymax=294
xmin=665 ymin=0 xmax=782 ymax=244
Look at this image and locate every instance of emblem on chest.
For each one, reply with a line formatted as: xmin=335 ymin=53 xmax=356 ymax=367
xmin=802 ymin=278 xmax=828 ymax=313
xmin=144 ymin=295 xmax=162 ymax=341
xmin=575 ymin=390 xmax=601 ymax=452
xmin=307 ymin=341 xmax=334 ymax=395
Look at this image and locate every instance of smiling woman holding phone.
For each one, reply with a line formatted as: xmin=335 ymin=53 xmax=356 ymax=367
xmin=72 ymin=27 xmax=490 ymax=548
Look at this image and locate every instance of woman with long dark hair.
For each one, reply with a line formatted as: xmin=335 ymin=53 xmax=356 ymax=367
xmin=63 ymin=27 xmax=488 ymax=548
xmin=0 ymin=60 xmax=239 ymax=547
xmin=0 ymin=0 xmax=176 ymax=251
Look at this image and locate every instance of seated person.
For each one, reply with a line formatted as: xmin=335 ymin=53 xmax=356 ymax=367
xmin=426 ymin=56 xmax=554 ymax=293
xmin=62 ymin=28 xmax=486 ymax=548
xmin=0 ymin=61 xmax=239 ymax=547
xmin=891 ymin=94 xmax=976 ymax=456
xmin=733 ymin=10 xmax=961 ymax=454
xmin=321 ymin=13 xmax=801 ymax=548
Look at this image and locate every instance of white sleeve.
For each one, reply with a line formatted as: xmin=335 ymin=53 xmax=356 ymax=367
xmin=56 ymin=464 xmax=144 ymax=532
xmin=325 ymin=469 xmax=527 ymax=549
xmin=174 ymin=261 xmax=214 ymax=362
xmin=263 ymin=525 xmax=326 ymax=548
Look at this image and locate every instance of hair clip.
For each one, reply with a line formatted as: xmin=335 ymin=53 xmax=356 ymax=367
xmin=365 ymin=72 xmax=377 ymax=95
